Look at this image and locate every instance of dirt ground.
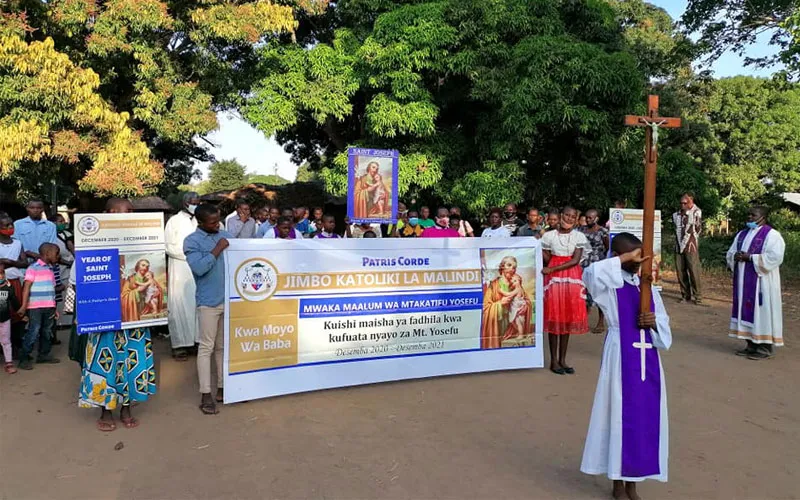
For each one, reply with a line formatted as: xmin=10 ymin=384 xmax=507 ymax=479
xmin=2 ymin=273 xmax=798 ymax=500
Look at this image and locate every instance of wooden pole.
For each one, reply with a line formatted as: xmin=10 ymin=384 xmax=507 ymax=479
xmin=639 ymin=95 xmax=658 ymax=315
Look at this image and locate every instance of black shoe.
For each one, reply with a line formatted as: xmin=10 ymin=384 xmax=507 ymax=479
xmin=735 ymin=347 xmax=754 ymax=356
xmin=18 ymin=358 xmax=33 ymax=370
xmin=747 ymin=351 xmax=774 ymax=361
xmin=36 ymin=356 xmax=61 ymax=364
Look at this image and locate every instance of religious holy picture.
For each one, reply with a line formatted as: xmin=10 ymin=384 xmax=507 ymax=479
xmin=119 ymin=252 xmax=169 ymax=324
xmin=347 ymin=148 xmax=399 ymax=224
xmin=479 ymin=248 xmax=536 ymax=349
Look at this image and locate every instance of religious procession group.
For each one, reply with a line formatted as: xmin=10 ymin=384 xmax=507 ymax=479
xmin=0 ymin=190 xmax=785 ymax=498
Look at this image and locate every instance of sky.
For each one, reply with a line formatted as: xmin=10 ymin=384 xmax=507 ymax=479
xmin=192 ymin=0 xmax=780 ymax=182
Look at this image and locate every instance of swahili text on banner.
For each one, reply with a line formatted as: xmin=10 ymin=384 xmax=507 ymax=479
xmin=74 ymin=213 xmax=168 ymax=334
xmin=224 ymin=238 xmax=543 ymax=402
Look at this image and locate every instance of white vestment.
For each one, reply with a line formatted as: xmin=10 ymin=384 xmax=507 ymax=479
xmin=165 ymin=211 xmax=199 ymax=348
xmin=580 ymin=257 xmax=671 ymax=482
xmin=726 ymin=227 xmax=785 ymax=345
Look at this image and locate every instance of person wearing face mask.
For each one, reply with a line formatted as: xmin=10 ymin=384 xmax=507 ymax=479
xmin=399 ymin=210 xmax=423 ymax=237
xmin=579 ymin=209 xmax=610 ymax=334
xmin=165 ymin=191 xmax=201 ymax=361
xmin=501 ymin=203 xmax=525 ymax=235
xmin=727 ymin=206 xmax=785 ymax=360
xmin=540 ymin=206 xmax=589 ymax=375
xmin=420 ymin=208 xmax=461 ymax=238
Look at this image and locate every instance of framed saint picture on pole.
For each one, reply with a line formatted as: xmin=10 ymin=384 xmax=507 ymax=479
xmin=346 ymin=148 xmax=399 ymax=224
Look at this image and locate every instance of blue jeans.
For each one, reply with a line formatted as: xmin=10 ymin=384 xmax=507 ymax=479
xmin=21 ymin=308 xmax=55 ymax=360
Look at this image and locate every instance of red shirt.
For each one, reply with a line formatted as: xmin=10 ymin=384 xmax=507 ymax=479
xmin=420 ymin=227 xmax=461 ymax=238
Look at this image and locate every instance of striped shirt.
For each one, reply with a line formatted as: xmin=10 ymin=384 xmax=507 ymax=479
xmin=24 ymin=259 xmax=56 ymax=309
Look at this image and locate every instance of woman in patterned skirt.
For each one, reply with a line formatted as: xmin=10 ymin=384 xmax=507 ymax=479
xmin=77 ymin=198 xmax=156 ymax=431
xmin=541 ymin=206 xmax=589 ymax=375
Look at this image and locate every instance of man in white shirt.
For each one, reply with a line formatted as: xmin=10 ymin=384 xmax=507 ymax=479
xmin=481 ymin=208 xmax=512 ymax=238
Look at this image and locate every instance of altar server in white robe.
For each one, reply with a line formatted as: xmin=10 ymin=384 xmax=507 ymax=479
xmin=726 ymin=206 xmax=785 ymax=360
xmin=580 ymin=232 xmax=672 ymax=500
xmin=165 ymin=192 xmax=201 ymax=360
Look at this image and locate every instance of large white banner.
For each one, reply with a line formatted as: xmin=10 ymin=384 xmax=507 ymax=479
xmin=223 ymin=238 xmax=543 ymax=403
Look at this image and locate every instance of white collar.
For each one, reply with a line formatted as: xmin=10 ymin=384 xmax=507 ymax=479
xmin=622 ymin=270 xmax=640 ymax=287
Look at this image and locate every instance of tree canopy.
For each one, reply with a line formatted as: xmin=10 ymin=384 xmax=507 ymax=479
xmin=682 ymin=0 xmax=800 ymax=78
xmin=243 ymin=0 xmax=661 ymax=214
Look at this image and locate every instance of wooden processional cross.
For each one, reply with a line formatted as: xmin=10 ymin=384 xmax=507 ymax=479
xmin=624 ymin=95 xmax=681 ymax=314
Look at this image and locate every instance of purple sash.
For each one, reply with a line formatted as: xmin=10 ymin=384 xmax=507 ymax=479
xmin=273 ymin=227 xmax=296 ymax=239
xmin=616 ymin=282 xmax=661 ymax=478
xmin=732 ymin=225 xmax=771 ymax=323
xmin=315 ymin=232 xmax=340 ymax=239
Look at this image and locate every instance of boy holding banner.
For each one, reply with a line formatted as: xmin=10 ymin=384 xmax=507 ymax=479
xmin=580 ymin=233 xmax=671 ymax=499
xmin=184 ymin=204 xmax=231 ymax=415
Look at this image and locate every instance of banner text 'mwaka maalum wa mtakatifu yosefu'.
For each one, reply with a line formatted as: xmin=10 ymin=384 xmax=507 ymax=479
xmin=224 ymin=238 xmax=543 ymax=402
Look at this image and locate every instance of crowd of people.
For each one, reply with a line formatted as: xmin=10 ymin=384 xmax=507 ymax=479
xmin=0 ymin=193 xmax=785 ymax=441
xmin=0 ymin=190 xmax=786 ymax=499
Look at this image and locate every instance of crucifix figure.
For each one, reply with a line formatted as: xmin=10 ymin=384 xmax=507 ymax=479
xmin=633 ymin=329 xmax=654 ymax=381
xmin=624 ymin=95 xmax=681 ymax=314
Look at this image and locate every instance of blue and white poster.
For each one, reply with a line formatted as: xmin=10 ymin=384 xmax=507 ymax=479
xmin=74 ymin=213 xmax=168 ymax=334
xmin=75 ymin=249 xmax=121 ymax=334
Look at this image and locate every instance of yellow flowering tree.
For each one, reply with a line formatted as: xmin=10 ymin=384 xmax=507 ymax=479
xmin=0 ymin=1 xmax=324 ymax=198
xmin=0 ymin=34 xmax=162 ymax=196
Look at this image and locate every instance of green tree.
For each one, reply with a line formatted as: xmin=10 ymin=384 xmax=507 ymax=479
xmin=207 ymin=159 xmax=248 ymax=193
xmin=682 ymin=0 xmax=800 ymax=77
xmin=658 ymin=74 xmax=800 ymax=221
xmin=249 ymin=174 xmax=290 ymax=185
xmin=243 ymin=0 xmax=654 ymax=211
xmin=295 ymin=162 xmax=319 ymax=182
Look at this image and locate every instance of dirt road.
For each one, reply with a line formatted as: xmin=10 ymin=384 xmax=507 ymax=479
xmin=2 ymin=275 xmax=797 ymax=499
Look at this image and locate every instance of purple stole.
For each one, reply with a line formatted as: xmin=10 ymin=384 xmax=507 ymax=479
xmin=732 ymin=225 xmax=771 ymax=323
xmin=273 ymin=227 xmax=296 ymax=239
xmin=616 ymin=282 xmax=661 ymax=478
xmin=315 ymin=232 xmax=340 ymax=239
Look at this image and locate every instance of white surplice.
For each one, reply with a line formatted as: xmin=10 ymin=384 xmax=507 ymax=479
xmin=726 ymin=227 xmax=785 ymax=345
xmin=580 ymin=257 xmax=672 ymax=482
xmin=165 ymin=211 xmax=199 ymax=348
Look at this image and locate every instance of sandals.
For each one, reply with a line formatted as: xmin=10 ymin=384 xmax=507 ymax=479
xmin=4 ymin=362 xmax=17 ymax=374
xmin=120 ymin=416 xmax=140 ymax=429
xmin=562 ymin=366 xmax=576 ymax=374
xmin=173 ymin=349 xmax=189 ymax=362
xmin=199 ymin=401 xmax=218 ymax=415
xmin=96 ymin=419 xmax=117 ymax=432
xmin=215 ymin=389 xmax=224 ymax=403
xmin=550 ymin=367 xmax=566 ymax=375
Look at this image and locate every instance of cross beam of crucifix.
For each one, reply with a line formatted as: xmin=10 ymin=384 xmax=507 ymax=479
xmin=624 ymin=95 xmax=681 ymax=314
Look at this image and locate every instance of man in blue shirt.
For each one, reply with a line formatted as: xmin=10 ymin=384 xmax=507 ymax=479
xmin=14 ymin=200 xmax=57 ymax=261
xmin=184 ymin=204 xmax=231 ymax=415
xmin=256 ymin=207 xmax=280 ymax=238
xmin=293 ymin=206 xmax=311 ymax=237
